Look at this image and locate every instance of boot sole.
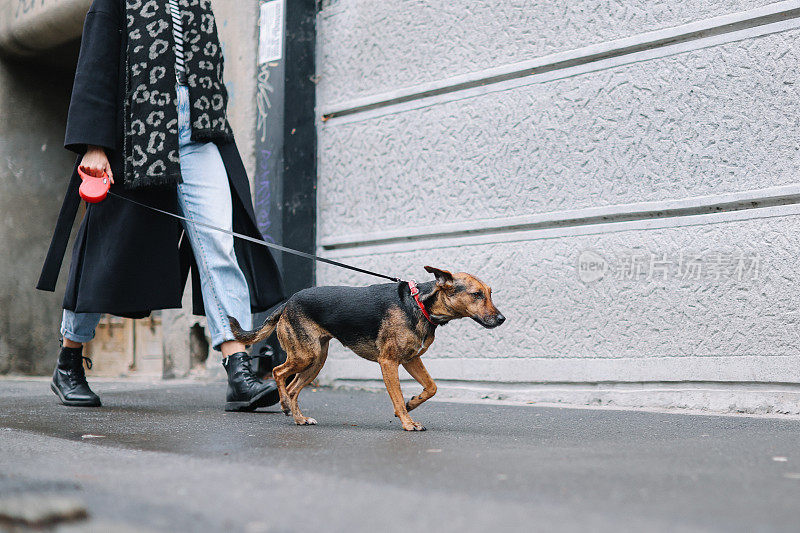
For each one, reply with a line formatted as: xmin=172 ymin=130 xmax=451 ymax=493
xmin=50 ymin=382 xmax=102 ymax=407
xmin=225 ymin=386 xmax=280 ymax=412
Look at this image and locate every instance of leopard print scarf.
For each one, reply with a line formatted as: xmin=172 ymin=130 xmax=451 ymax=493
xmin=123 ymin=0 xmax=234 ymax=189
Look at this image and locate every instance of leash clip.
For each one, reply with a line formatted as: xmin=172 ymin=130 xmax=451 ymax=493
xmin=408 ymin=279 xmax=420 ymax=297
xmin=407 ymin=279 xmax=435 ymax=325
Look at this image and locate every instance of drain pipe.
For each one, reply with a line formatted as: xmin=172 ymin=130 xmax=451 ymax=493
xmin=0 ymin=0 xmax=90 ymax=57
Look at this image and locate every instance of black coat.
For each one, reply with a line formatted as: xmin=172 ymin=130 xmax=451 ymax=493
xmin=36 ymin=0 xmax=286 ymax=319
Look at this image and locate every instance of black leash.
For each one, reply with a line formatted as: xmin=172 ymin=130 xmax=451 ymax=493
xmin=107 ymin=191 xmax=403 ymax=283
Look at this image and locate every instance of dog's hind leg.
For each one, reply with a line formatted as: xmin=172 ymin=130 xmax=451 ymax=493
xmin=287 ymin=338 xmax=329 ymax=400
xmin=284 ymin=338 xmax=330 ymax=425
xmin=284 ymin=373 xmax=302 ymax=403
xmin=279 ymin=352 xmax=320 ymax=426
xmin=273 ymin=353 xmax=314 ymax=424
xmin=273 ymin=358 xmax=297 ymax=417
xmin=273 ymin=316 xmax=326 ymax=426
xmin=284 ymin=339 xmax=325 ymax=396
xmin=402 ymin=357 xmax=437 ymax=413
xmin=273 ymin=316 xmax=309 ymax=419
xmin=379 ymin=359 xmax=425 ymax=431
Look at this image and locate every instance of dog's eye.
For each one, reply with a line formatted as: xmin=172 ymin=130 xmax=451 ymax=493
xmin=471 ymin=291 xmax=484 ymax=299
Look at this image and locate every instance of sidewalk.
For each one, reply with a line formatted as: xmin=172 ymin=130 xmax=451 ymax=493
xmin=1 ymin=378 xmax=799 ymax=532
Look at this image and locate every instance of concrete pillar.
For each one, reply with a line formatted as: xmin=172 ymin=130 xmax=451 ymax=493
xmin=0 ymin=0 xmax=90 ymax=57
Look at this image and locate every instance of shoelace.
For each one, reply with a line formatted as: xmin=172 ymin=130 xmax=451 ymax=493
xmin=66 ymin=357 xmax=93 ymax=387
xmin=241 ymin=358 xmax=263 ymax=385
xmin=222 ymin=352 xmax=271 ymax=367
xmin=223 ymin=354 xmax=264 ymax=385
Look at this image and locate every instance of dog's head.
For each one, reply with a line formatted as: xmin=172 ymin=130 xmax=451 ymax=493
xmin=423 ymin=265 xmax=505 ymax=328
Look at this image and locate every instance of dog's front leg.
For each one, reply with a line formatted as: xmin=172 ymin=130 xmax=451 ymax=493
xmin=379 ymin=359 xmax=425 ymax=431
xmin=402 ymin=357 xmax=437 ymax=412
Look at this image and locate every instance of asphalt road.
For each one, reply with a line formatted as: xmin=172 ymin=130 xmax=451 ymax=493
xmin=1 ymin=378 xmax=800 ymax=532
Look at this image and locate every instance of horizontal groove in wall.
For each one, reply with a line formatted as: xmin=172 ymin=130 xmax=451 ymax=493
xmin=320 ymin=185 xmax=800 ymax=251
xmin=331 ymin=379 xmax=800 ymax=390
xmin=320 ymin=355 xmax=800 ymax=384
xmin=318 ymin=203 xmax=800 ymax=258
xmin=325 ymin=379 xmax=800 ymax=416
xmin=321 ymin=1 xmax=800 ymax=121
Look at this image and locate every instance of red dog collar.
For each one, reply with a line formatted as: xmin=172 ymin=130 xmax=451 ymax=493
xmin=407 ymin=280 xmax=434 ymax=325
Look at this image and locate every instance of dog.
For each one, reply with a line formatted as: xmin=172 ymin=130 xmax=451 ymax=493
xmin=228 ymin=266 xmax=505 ymax=431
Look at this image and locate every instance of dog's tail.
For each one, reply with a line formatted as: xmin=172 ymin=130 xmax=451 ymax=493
xmin=228 ymin=302 xmax=287 ymax=346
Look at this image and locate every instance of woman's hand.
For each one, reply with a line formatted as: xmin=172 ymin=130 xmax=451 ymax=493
xmin=80 ymin=145 xmax=114 ymax=184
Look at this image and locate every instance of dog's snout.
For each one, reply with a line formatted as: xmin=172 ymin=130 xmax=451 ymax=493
xmin=476 ymin=312 xmax=506 ymax=328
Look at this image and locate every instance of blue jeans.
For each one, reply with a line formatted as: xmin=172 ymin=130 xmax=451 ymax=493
xmin=61 ymin=83 xmax=252 ymax=351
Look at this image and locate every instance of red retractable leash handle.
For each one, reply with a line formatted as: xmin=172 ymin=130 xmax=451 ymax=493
xmin=77 ymin=165 xmax=112 ymax=203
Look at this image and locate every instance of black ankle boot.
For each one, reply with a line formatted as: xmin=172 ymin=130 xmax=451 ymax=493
xmin=51 ymin=345 xmax=101 ymax=407
xmin=222 ymin=352 xmax=279 ymax=412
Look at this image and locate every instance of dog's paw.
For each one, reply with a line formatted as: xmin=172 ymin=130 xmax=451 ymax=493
xmin=296 ymin=417 xmax=317 ymax=426
xmin=402 ymin=421 xmax=426 ymax=432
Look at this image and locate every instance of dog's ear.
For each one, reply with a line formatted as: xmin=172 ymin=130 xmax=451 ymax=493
xmin=424 ymin=265 xmax=454 ymax=287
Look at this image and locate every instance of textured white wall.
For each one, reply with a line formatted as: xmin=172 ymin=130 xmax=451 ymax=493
xmin=317 ymin=212 xmax=798 ymax=367
xmin=318 ymin=29 xmax=800 ymax=242
xmin=316 ymin=0 xmax=777 ymax=105
xmin=315 ymin=1 xmax=800 ymax=412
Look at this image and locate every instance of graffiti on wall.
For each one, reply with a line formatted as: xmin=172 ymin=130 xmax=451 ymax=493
xmin=254 ymin=57 xmax=277 ymax=240
xmin=14 ymin=0 xmax=58 ymax=18
xmin=254 ymin=147 xmax=275 ymax=242
xmin=256 ymin=62 xmax=275 ymax=145
xmin=254 ymin=0 xmax=284 ymax=242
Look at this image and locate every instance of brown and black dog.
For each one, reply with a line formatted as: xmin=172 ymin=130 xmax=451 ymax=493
xmin=228 ymin=266 xmax=505 ymax=431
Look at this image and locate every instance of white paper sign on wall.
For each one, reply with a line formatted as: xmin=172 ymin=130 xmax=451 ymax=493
xmin=259 ymin=0 xmax=284 ymax=64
